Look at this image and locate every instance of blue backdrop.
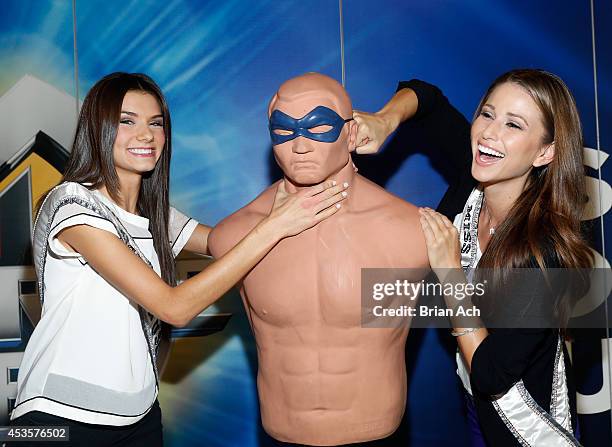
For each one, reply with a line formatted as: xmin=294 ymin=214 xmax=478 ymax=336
xmin=0 ymin=1 xmax=610 ymax=445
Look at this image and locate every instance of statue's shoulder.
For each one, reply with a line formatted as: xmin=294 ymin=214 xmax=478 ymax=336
xmin=354 ymin=175 xmax=420 ymax=221
xmin=351 ymin=176 xmax=428 ymax=267
xmin=208 ymin=182 xmax=277 ymax=257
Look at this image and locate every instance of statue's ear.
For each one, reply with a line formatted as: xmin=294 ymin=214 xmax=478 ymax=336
xmin=268 ymin=93 xmax=279 ymax=117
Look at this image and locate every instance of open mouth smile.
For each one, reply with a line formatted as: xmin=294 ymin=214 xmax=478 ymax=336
xmin=476 ymin=144 xmax=505 ymax=165
xmin=128 ymin=147 xmax=156 ymax=157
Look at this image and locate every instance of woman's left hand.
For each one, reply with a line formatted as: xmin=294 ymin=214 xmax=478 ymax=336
xmin=419 ymin=208 xmax=462 ymax=277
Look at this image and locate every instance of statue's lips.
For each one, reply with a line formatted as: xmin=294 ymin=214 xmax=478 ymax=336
xmin=292 ymin=161 xmax=318 ymax=169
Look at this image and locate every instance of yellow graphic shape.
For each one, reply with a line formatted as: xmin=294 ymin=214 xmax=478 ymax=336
xmin=0 ymin=152 xmax=62 ymax=217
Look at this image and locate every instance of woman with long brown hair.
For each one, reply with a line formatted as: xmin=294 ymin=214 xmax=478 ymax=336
xmin=354 ymin=69 xmax=591 ymax=446
xmin=8 ymin=72 xmax=348 ymax=446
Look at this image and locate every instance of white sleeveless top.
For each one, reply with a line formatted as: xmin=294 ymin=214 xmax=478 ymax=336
xmin=11 ymin=183 xmax=197 ymax=426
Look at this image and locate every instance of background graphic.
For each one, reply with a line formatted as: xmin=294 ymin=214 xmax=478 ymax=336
xmin=0 ymin=1 xmax=610 ymax=445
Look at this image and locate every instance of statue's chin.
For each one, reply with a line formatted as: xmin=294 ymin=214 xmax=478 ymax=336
xmin=285 ymin=173 xmax=327 ymax=188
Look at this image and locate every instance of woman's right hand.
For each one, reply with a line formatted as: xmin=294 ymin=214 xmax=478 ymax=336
xmin=353 ymin=111 xmax=395 ymax=155
xmin=267 ymin=180 xmax=349 ymax=238
xmin=353 ymin=88 xmax=418 ymax=155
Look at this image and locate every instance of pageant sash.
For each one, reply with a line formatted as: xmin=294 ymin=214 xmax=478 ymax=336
xmin=454 ymin=187 xmax=581 ymax=446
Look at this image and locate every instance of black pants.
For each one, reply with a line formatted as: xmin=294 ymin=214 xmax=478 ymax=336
xmin=6 ymin=400 xmax=163 ymax=447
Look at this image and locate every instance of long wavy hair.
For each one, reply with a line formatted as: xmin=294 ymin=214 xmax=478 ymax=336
xmin=475 ymin=69 xmax=592 ymax=326
xmin=59 ymin=72 xmax=176 ymax=285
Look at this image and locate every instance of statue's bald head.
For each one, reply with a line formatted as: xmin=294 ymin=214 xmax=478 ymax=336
xmin=268 ymin=73 xmax=352 ymax=118
xmin=266 ymin=73 xmax=356 ymax=188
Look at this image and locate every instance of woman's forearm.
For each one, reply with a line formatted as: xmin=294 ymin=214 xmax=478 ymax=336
xmin=165 ymin=218 xmax=279 ymax=326
xmin=439 ymin=270 xmax=489 ymax=371
xmin=377 ymin=87 xmax=419 ymax=132
xmin=453 ymin=326 xmax=488 ymax=371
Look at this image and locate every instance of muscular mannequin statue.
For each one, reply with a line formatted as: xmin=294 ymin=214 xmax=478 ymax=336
xmin=208 ymin=73 xmax=428 ymax=446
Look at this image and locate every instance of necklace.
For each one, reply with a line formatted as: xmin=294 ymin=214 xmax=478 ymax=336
xmin=482 ymin=198 xmax=496 ymax=235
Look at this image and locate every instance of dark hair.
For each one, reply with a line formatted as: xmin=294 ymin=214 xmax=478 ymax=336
xmin=61 ymin=72 xmax=175 ymax=285
xmin=475 ymin=69 xmax=593 ymax=326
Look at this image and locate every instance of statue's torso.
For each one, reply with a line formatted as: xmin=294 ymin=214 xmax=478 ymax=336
xmin=209 ymin=177 xmax=428 ymax=445
xmin=243 ymin=197 xmax=425 ymax=444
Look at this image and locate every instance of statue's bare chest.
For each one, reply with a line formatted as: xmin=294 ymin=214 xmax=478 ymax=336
xmin=242 ymin=222 xmax=391 ymax=326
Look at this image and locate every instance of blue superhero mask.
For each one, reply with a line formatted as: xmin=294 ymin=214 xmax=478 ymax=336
xmin=269 ymin=105 xmax=353 ymax=145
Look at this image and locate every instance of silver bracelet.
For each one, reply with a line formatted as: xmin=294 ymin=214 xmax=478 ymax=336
xmin=451 ymin=327 xmax=479 ymax=337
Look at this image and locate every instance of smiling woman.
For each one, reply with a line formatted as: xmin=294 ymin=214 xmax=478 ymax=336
xmin=354 ymin=69 xmax=592 ymax=447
